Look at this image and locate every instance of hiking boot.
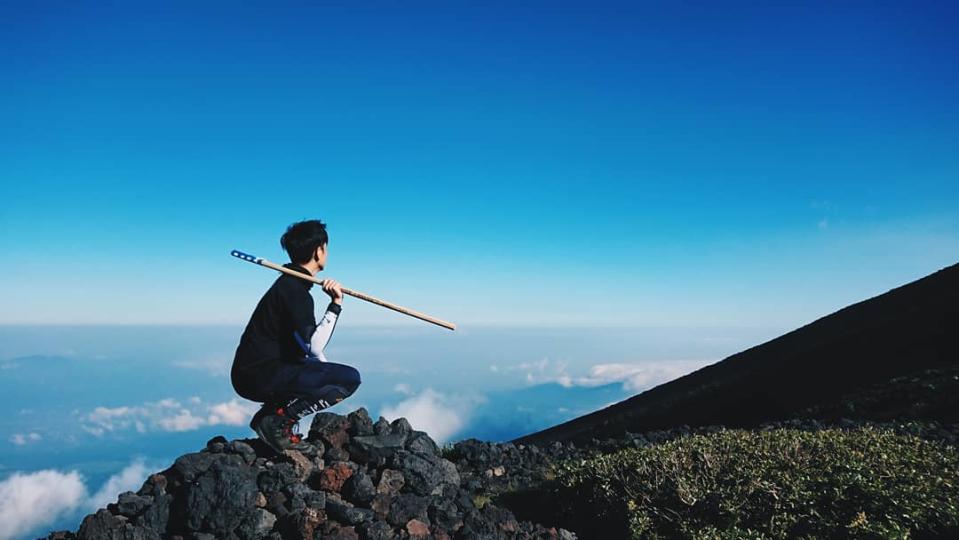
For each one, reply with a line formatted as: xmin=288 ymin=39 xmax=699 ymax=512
xmin=249 ymin=403 xmax=272 ymax=432
xmin=254 ymin=406 xmax=311 ymax=454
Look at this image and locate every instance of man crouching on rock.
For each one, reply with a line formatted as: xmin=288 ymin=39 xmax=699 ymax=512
xmin=231 ymin=218 xmax=362 ymax=454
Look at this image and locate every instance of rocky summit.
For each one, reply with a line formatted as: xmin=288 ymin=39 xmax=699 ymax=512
xmin=42 ymin=408 xmax=577 ymax=540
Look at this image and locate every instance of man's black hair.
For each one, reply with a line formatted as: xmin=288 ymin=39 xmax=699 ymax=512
xmin=280 ymin=219 xmax=329 ymax=264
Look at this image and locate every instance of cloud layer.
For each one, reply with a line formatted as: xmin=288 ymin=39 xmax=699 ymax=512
xmin=88 ymin=457 xmax=164 ymax=511
xmin=556 ymin=360 xmax=715 ymax=392
xmin=500 ymin=357 xmax=715 ymax=393
xmin=79 ymin=397 xmax=258 ymax=436
xmin=381 ymin=388 xmax=486 ymax=444
xmin=0 ymin=456 xmax=165 ymax=540
xmin=9 ymin=431 xmax=41 ymax=445
xmin=0 ymin=469 xmax=86 ymax=540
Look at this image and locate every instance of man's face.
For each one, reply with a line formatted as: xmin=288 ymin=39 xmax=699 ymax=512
xmin=315 ymin=243 xmax=328 ymax=270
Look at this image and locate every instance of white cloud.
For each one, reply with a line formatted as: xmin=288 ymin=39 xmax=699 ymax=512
xmin=500 ymin=357 xmax=572 ymax=386
xmin=82 ymin=405 xmax=148 ymax=436
xmin=80 ymin=397 xmax=258 ymax=436
xmin=0 ymin=469 xmax=87 ymax=540
xmin=9 ymin=432 xmax=41 ymax=445
xmin=507 ymin=357 xmax=715 ymax=394
xmin=157 ymin=409 xmax=206 ymax=432
xmin=380 ymin=388 xmax=486 ymax=444
xmin=393 ymin=383 xmax=412 ymax=395
xmin=87 ymin=457 xmax=160 ymax=512
xmin=554 ymin=361 xmax=711 ymax=392
xmin=207 ymin=399 xmax=258 ymax=426
xmin=0 ymin=456 xmax=170 ymax=540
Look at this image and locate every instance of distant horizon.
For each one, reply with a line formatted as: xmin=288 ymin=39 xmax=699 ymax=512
xmin=0 ymin=321 xmax=788 ymax=328
xmin=5 ymin=256 xmax=955 ymax=328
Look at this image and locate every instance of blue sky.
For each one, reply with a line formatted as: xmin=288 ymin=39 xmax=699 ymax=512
xmin=2 ymin=1 xmax=957 ymax=329
xmin=2 ymin=3 xmax=958 ymax=538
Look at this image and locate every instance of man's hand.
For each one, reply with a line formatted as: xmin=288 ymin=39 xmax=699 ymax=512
xmin=321 ymin=278 xmax=344 ymax=305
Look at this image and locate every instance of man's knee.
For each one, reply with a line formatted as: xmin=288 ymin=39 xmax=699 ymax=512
xmin=342 ymin=365 xmax=361 ymax=394
xmin=311 ymin=362 xmax=361 ymax=397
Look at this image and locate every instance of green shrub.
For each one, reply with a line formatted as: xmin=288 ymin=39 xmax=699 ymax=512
xmin=549 ymin=427 xmax=959 ymax=539
xmin=439 ymin=442 xmax=460 ymax=461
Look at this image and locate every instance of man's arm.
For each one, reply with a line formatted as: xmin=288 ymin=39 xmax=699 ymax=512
xmin=284 ymin=278 xmax=343 ymax=362
xmin=308 ymin=302 xmax=341 ymax=362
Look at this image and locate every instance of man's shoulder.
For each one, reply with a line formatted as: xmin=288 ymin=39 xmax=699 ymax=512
xmin=275 ymin=275 xmax=314 ymax=300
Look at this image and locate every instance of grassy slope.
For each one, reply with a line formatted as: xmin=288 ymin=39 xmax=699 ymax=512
xmin=547 ymin=427 xmax=959 ymax=539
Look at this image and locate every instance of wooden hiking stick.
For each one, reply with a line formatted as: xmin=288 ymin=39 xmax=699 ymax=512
xmin=231 ymin=249 xmax=456 ymax=331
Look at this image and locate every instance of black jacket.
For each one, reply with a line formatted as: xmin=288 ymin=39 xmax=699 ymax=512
xmin=231 ymin=263 xmax=341 ymax=390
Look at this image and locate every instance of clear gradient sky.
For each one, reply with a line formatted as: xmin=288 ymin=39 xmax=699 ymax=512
xmin=2 ymin=1 xmax=957 ymax=328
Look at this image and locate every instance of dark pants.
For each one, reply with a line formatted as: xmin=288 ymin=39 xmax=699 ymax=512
xmin=234 ymin=359 xmax=361 ymax=412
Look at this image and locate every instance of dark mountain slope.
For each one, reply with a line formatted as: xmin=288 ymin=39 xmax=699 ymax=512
xmin=514 ymin=262 xmax=959 ymax=446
